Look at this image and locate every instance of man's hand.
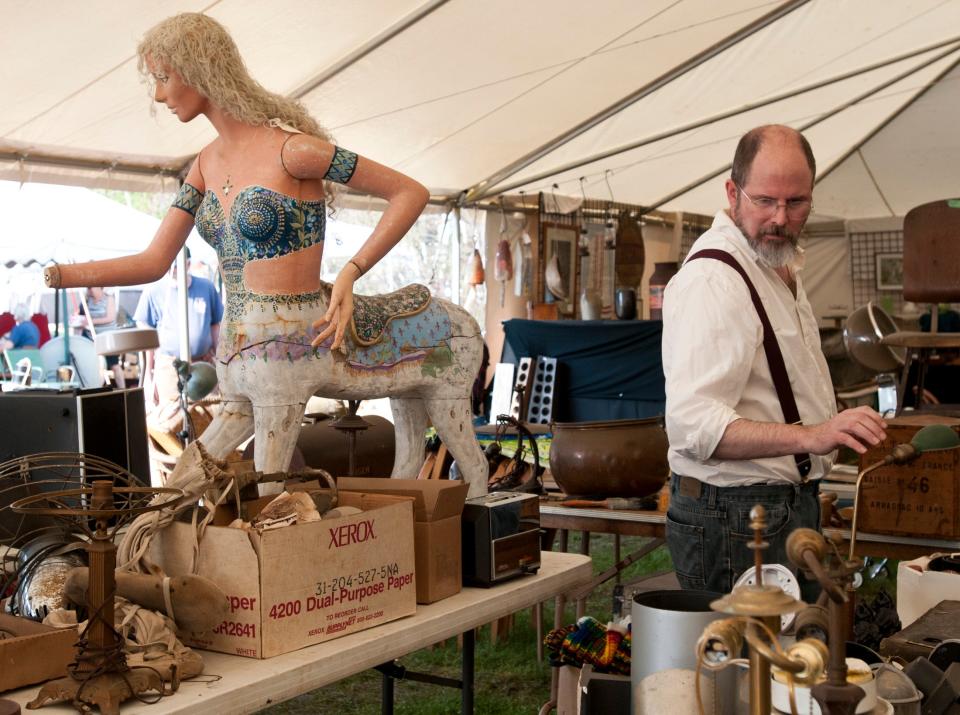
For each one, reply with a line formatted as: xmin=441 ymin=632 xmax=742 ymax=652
xmin=804 ymin=406 xmax=887 ymax=455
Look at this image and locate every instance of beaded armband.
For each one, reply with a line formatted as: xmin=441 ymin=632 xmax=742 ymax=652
xmin=323 ymin=146 xmax=358 ymax=185
xmin=172 ymin=183 xmax=204 ymax=217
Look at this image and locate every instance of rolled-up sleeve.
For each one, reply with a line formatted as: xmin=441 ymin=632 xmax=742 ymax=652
xmin=662 ymin=265 xmax=762 ymax=461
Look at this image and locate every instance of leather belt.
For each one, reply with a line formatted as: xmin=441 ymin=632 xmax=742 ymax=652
xmin=674 ymin=474 xmax=817 ymax=500
xmin=676 ymin=475 xmax=705 ymax=499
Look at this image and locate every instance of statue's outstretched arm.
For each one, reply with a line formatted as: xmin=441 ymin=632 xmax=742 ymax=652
xmin=45 ymin=159 xmax=204 ymax=289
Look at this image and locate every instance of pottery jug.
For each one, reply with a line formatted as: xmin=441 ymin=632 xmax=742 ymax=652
xmin=648 ymin=261 xmax=678 ymax=320
xmin=548 ymin=417 xmax=669 ymax=497
xmin=615 ymin=287 xmax=637 ymax=320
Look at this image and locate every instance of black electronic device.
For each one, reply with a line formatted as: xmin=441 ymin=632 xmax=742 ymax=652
xmin=461 ymin=491 xmax=540 ymax=587
xmin=0 ymin=387 xmax=149 ymax=481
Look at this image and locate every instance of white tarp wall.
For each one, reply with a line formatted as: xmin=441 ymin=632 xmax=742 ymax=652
xmin=3 ymin=1 xmax=960 ymax=221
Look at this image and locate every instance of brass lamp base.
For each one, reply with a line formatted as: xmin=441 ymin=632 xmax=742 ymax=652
xmin=811 ymin=680 xmax=866 ymax=715
xmin=27 ymin=669 xmax=164 ymax=715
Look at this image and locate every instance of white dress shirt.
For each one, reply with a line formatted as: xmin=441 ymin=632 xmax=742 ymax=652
xmin=662 ymin=211 xmax=837 ymax=486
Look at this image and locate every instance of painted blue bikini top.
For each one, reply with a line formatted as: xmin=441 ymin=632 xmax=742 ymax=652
xmin=174 ymin=184 xmax=324 ymax=262
xmin=171 ymin=145 xmax=358 ymax=263
xmin=171 ymin=145 xmax=357 ymax=324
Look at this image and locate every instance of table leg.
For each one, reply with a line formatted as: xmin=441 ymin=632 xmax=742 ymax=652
xmin=614 ymin=534 xmax=621 ymax=585
xmin=576 ymin=531 xmax=591 ymax=619
xmin=381 ymin=665 xmax=394 ymax=715
xmin=534 ymin=601 xmax=544 ymax=663
xmin=462 ymin=627 xmax=475 ymax=715
xmin=376 ymin=651 xmax=473 ymax=714
xmin=916 ymin=348 xmax=930 ymax=408
xmin=896 ymin=350 xmax=914 ymax=415
xmin=541 ymin=591 xmax=568 ymax=715
xmin=541 ymin=527 xmax=557 ymax=551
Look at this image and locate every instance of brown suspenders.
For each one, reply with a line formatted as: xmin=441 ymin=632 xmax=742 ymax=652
xmin=687 ymin=249 xmax=812 ymax=479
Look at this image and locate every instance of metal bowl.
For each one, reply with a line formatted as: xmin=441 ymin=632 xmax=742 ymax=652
xmin=843 ymin=302 xmax=905 ymax=373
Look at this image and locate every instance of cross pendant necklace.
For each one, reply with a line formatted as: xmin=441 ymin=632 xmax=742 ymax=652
xmin=222 ymin=175 xmax=234 ymax=196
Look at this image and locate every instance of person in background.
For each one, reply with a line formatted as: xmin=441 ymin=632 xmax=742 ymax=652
xmin=661 ymin=124 xmax=887 ymax=597
xmin=1 ymin=305 xmax=40 ymax=349
xmin=134 ymin=246 xmax=223 ymax=408
xmin=75 ymin=286 xmax=127 ymax=388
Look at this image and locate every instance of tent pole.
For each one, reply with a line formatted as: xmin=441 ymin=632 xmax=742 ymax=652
xmin=642 ymin=44 xmax=960 ymax=213
xmin=61 ymin=290 xmax=69 ymax=369
xmin=462 ymin=0 xmax=811 ymax=203
xmin=475 ymin=35 xmax=960 ymax=201
xmin=452 ymin=205 xmax=462 ymax=306
xmin=288 ymin=0 xmax=451 ymax=99
xmin=0 ymin=150 xmax=182 ymax=180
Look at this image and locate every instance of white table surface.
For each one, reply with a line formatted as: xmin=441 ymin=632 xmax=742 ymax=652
xmin=4 ymin=551 xmax=592 ymax=714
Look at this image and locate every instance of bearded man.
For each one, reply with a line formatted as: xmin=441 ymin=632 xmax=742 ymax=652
xmin=661 ymin=124 xmax=887 ymax=596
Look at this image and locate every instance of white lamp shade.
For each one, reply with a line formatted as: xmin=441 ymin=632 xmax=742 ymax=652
xmin=94 ymin=328 xmax=159 ymax=356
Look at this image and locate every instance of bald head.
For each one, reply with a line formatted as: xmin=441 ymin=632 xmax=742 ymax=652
xmin=731 ymin=125 xmax=816 ymax=190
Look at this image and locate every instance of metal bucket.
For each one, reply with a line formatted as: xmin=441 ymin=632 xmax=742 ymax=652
xmin=631 ymin=589 xmax=736 ymax=714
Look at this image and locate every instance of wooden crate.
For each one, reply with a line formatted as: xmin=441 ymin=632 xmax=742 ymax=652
xmin=857 ymin=415 xmax=960 ymax=538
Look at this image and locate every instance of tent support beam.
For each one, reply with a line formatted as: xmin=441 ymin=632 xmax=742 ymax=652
xmin=475 ymin=35 xmax=960 ymax=201
xmin=0 ymin=150 xmax=184 ymax=179
xmin=460 ymin=0 xmax=811 ymax=204
xmin=642 ymin=43 xmax=960 ymax=213
xmin=813 ymin=53 xmax=960 ymax=188
xmin=288 ymin=0 xmax=452 ymax=99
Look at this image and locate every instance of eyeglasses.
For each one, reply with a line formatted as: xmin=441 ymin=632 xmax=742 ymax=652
xmin=736 ymin=184 xmax=812 ymax=219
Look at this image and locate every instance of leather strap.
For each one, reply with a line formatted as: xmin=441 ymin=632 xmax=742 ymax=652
xmin=687 ymin=249 xmax=812 ymax=479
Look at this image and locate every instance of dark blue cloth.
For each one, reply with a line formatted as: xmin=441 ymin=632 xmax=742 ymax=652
xmin=8 ymin=321 xmax=40 ymax=348
xmin=920 ymin=309 xmax=960 ymax=332
xmin=500 ymin=319 xmax=665 ymax=421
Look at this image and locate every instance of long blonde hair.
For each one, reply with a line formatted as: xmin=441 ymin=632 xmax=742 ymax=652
xmin=137 ymin=13 xmax=330 ymax=141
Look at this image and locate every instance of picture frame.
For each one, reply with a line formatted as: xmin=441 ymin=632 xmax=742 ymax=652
xmin=541 ymin=223 xmax=578 ymax=315
xmin=875 ymin=253 xmax=903 ymax=290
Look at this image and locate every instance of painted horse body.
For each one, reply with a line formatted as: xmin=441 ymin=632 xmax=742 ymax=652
xmin=197 ymin=282 xmax=488 ymax=497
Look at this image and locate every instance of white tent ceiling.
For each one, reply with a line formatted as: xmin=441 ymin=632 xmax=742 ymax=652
xmin=3 ymin=0 xmax=960 ymax=220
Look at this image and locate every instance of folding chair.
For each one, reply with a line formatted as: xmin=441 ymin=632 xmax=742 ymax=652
xmin=880 ymin=199 xmax=960 ymax=413
xmin=2 ymin=348 xmax=45 ymax=385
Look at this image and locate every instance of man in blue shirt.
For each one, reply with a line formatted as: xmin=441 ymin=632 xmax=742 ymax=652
xmin=1 ymin=306 xmax=40 ymax=349
xmin=134 ymin=248 xmax=223 ymax=407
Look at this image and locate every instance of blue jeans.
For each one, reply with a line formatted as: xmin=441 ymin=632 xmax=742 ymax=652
xmin=665 ymin=474 xmax=821 ymax=600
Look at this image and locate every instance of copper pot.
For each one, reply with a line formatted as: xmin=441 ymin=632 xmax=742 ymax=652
xmin=548 ymin=417 xmax=669 ymax=498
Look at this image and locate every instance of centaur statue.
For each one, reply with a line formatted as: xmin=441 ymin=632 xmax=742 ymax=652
xmin=47 ymin=12 xmax=490 ymax=498
xmin=45 ymin=270 xmax=488 ymax=498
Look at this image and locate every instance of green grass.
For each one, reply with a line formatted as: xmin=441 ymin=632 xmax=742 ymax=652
xmin=264 ymin=533 xmax=671 ymax=714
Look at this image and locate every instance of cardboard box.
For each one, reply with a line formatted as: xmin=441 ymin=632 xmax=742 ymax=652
xmin=857 ymin=415 xmax=960 ymax=538
xmin=0 ymin=613 xmax=76 ymax=692
xmin=150 ymin=491 xmax=417 ymax=658
xmin=579 ymin=665 xmax=631 ymax=715
xmin=338 ymin=477 xmax=468 ymax=604
xmin=896 ymin=555 xmax=960 ymax=628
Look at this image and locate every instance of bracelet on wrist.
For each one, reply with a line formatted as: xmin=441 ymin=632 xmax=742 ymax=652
xmin=348 ymin=259 xmax=365 ymax=277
